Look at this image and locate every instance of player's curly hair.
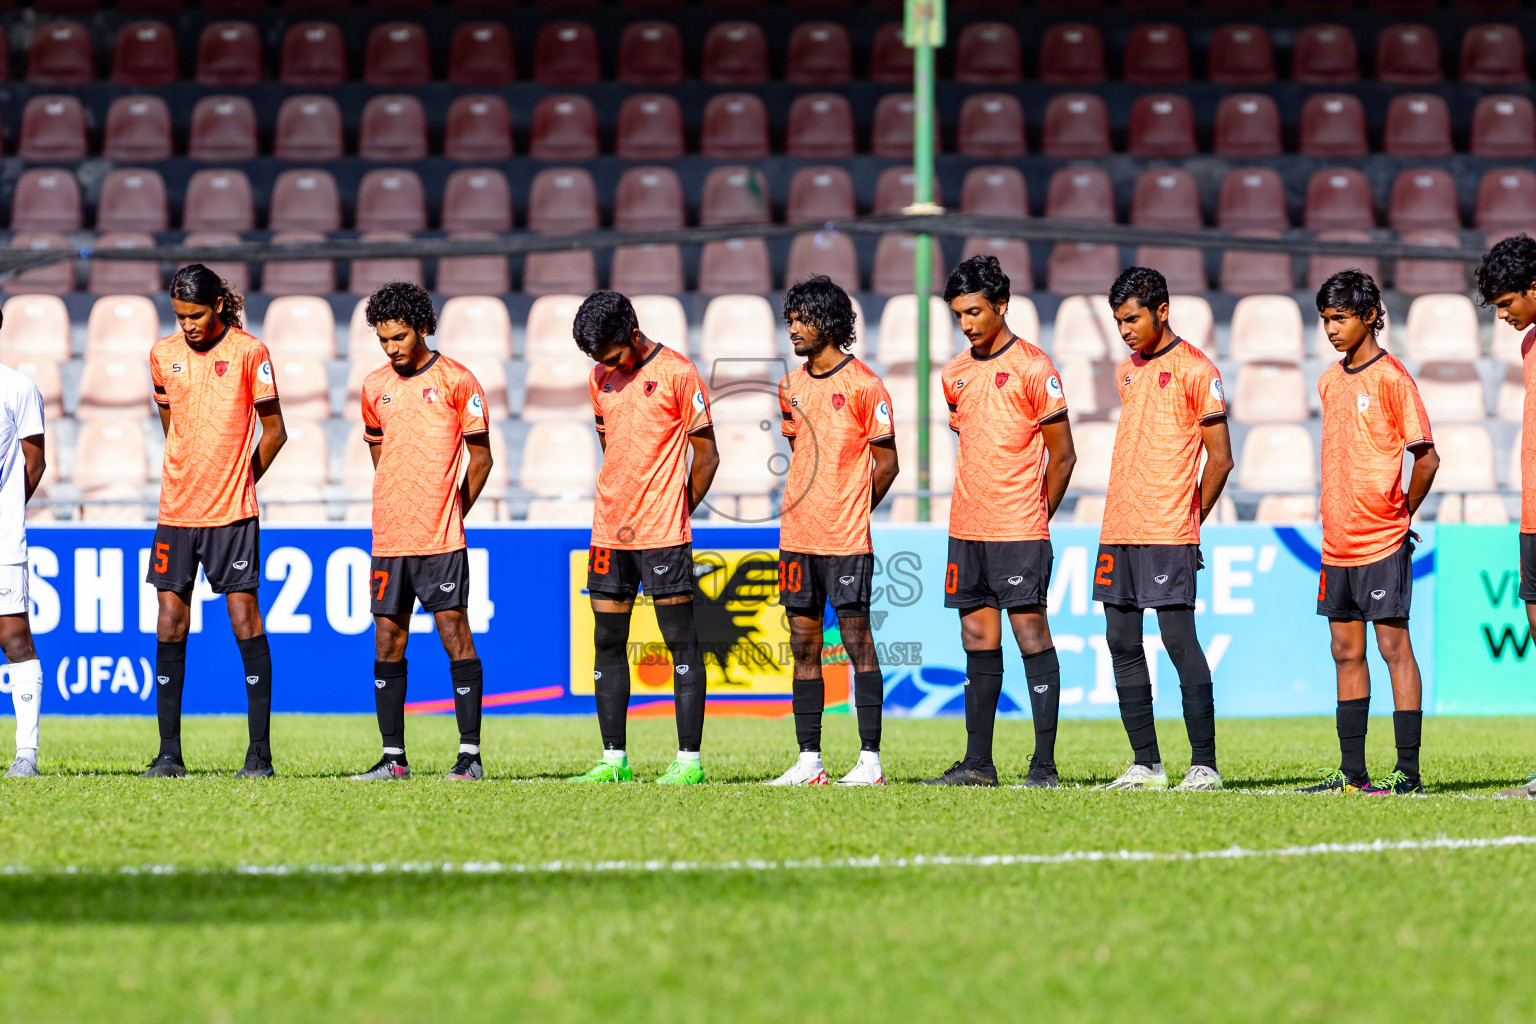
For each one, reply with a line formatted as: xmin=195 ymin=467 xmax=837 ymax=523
xmin=1316 ymin=268 xmax=1385 ymax=339
xmin=1475 ymin=233 xmax=1536 ymax=306
xmin=1107 ymin=266 xmax=1169 ymax=314
xmin=572 ymin=290 xmax=639 ymax=357
xmin=943 ymin=254 xmax=1010 ymax=306
xmin=170 ymin=263 xmax=244 ymax=330
xmin=781 ymin=275 xmax=857 ymax=352
xmin=365 ymin=281 xmax=438 ymax=337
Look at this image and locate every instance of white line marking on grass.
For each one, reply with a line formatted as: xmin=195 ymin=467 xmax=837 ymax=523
xmin=3 ymin=834 xmax=1536 ymax=878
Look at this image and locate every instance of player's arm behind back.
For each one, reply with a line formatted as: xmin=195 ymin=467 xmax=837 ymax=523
xmin=1197 ymin=417 xmax=1235 ymax=523
xmin=1040 ymin=416 xmax=1076 ymax=519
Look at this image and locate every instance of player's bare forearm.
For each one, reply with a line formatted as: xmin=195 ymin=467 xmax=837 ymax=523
xmin=1040 ymin=417 xmax=1077 ymax=519
xmin=158 ymin=405 xmax=171 ymax=437
xmin=21 ymin=435 xmax=45 ymax=502
xmin=460 ymin=435 xmax=494 ymax=514
xmin=1406 ymin=444 xmax=1439 ymax=517
xmin=251 ymin=402 xmax=288 ymax=483
xmin=687 ymin=427 xmax=719 ymax=512
xmin=869 ymin=438 xmax=898 ymax=510
xmin=1196 ymin=418 xmax=1235 ymax=522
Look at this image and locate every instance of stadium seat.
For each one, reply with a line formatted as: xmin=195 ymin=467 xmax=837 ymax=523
xmin=698 ymin=238 xmax=772 ymax=296
xmin=1433 ymin=424 xmax=1497 ymax=491
xmin=197 ymin=21 xmax=263 ymax=84
xmin=786 ymin=93 xmax=856 ymax=159
xmin=431 ymin=295 xmax=510 ymax=362
xmin=1496 ymin=363 xmax=1524 ymax=420
xmin=10 ymin=170 xmax=83 ymax=233
xmin=1292 ymin=24 xmax=1360 ymax=83
xmin=111 ymin=21 xmax=177 ymax=85
xmin=1403 ymin=294 xmax=1480 ymax=361
xmin=1476 ymin=169 xmax=1536 ymax=239
xmin=1208 ymin=24 xmax=1274 ymax=83
xmin=182 ymin=169 xmax=255 ymax=233
xmin=77 ymin=355 xmax=153 ymax=419
xmin=1045 ymin=166 xmax=1115 ymax=223
xmin=957 ymin=94 xmax=1025 ymax=158
xmin=263 ymin=295 xmax=338 ymax=360
xmin=530 ymin=94 xmax=600 ymax=161
xmin=4 ymin=235 xmax=74 ymax=298
xmin=363 ymin=22 xmax=431 ymax=85
xmin=1303 ymin=169 xmax=1375 ymax=231
xmin=1229 ymin=294 xmax=1304 ymax=362
xmin=1383 ymin=94 xmax=1452 ymax=157
xmin=1220 ymin=237 xmax=1294 ymax=297
xmin=101 ymin=95 xmax=172 ymax=163
xmin=523 ymin=248 xmax=597 ymax=297
xmin=187 ymin=96 xmax=256 ymax=161
xmin=873 ymin=94 xmax=936 ymax=159
xmin=97 ymin=170 xmax=168 ymax=233
xmin=10 ymin=356 xmax=63 ymax=422
xmin=523 ymin=294 xmax=583 ymax=360
xmin=448 ymin=22 xmax=514 ymax=85
xmin=1253 ymin=495 xmax=1318 ymax=524
xmin=610 ymin=243 xmax=685 ymax=295
xmin=1041 ymin=94 xmax=1111 ymax=157
xmin=701 ymin=93 xmax=770 ymax=159
xmin=1306 ymin=231 xmax=1382 ymax=296
xmin=73 ymin=420 xmax=149 ymax=499
xmin=1047 ymin=244 xmax=1120 ymax=298
xmin=786 ymin=167 xmax=857 ymax=223
xmin=522 ymin=356 xmax=592 ymax=422
xmin=1441 ymin=492 xmax=1511 ymax=525
xmin=274 ymin=95 xmax=344 ymax=161
xmin=613 ymin=167 xmax=684 ymax=231
xmin=630 ymin=295 xmax=688 ymax=353
xmin=1492 ymin=312 xmax=1527 ymax=363
xmin=1299 ymin=94 xmax=1368 ymax=156
xmin=617 ymin=21 xmax=683 ymax=83
xmin=261 ymin=232 xmax=336 ymax=297
xmin=354 ymin=169 xmax=427 ymax=234
xmin=868 ymin=22 xmax=913 ymax=83
xmin=1470 ymin=95 xmax=1536 ymax=158
xmin=267 ymin=358 xmax=331 ymax=420
xmin=1461 ymin=24 xmax=1525 ymax=84
xmin=785 ymin=231 xmax=861 ymax=293
xmin=960 ymin=166 xmax=1027 ymax=217
xmin=439 ymin=169 xmax=512 ymax=234
xmin=280 ymin=22 xmax=347 ymax=85
xmin=700 ymin=167 xmax=771 ymax=226
xmin=1127 ymin=95 xmax=1196 ymax=157
xmin=1232 ymin=362 xmax=1308 ymax=424
xmin=616 ymin=94 xmax=684 ymax=160
xmin=1051 ymin=295 xmax=1119 ymax=361
xmin=1168 ymin=295 xmax=1216 ymax=358
xmin=698 ymin=294 xmax=776 ymax=384
xmin=359 ymin=94 xmax=429 ymax=161
xmin=1124 ymin=23 xmax=1190 ymax=83
xmin=527 ymin=169 xmax=599 ymax=234
xmin=436 ymin=233 xmax=511 ymax=298
xmin=706 ymin=422 xmax=780 ymax=517
xmin=269 ymin=169 xmax=342 ymax=233
xmin=0 ymin=296 xmax=71 ymax=362
xmin=870 ymin=235 xmax=943 ymax=296
xmin=701 ymin=21 xmax=767 ymax=84
xmin=1417 ymin=361 xmax=1487 ymax=422
xmin=1212 ymin=94 xmax=1281 ymax=156
xmin=257 ymin=420 xmax=331 ymax=522
xmin=891 ymin=423 xmax=956 ymax=498
xmin=27 ymin=21 xmax=94 ymax=84
xmin=955 ymin=22 xmax=1021 ymax=83
xmin=1237 ymin=424 xmax=1316 ymax=493
xmin=445 ymin=95 xmax=514 ymax=161
xmin=875 ymin=295 xmax=955 ymax=368
xmin=535 ymin=23 xmax=600 ymax=85
xmin=1057 ymin=357 xmax=1118 ymax=421
xmin=1217 ymin=168 xmax=1288 ymax=231
xmin=184 ymin=231 xmax=249 ymax=294
xmin=519 ymin=420 xmax=598 ymax=497
xmin=961 ymin=237 xmax=1033 ymax=294
xmin=873 ymin=167 xmax=944 ymax=213
xmin=1377 ymin=24 xmax=1442 ymax=83
xmin=1397 ymin=230 xmax=1469 ymax=296
xmin=1134 ymin=246 xmax=1206 ymax=295
xmin=786 ymin=22 xmax=852 ymax=84
xmin=19 ymin=95 xmax=87 ymax=161
xmin=1067 ymin=421 xmax=1116 ymax=492
xmin=1388 ymin=168 xmax=1461 ymax=232
xmin=1130 ymin=169 xmax=1201 ymax=230
xmin=1038 ymin=23 xmax=1105 ymax=83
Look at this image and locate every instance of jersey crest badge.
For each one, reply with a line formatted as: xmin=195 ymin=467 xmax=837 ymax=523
xmin=995 ymin=372 xmax=1009 ymax=389
xmin=1357 ymin=393 xmax=1370 ymax=412
xmin=644 ymin=381 xmax=658 ymax=397
xmin=215 ymin=360 xmax=229 ymax=376
xmin=832 ymin=393 xmax=846 ymax=410
xmin=423 ymin=387 xmax=438 ymax=403
xmin=1158 ymin=372 xmax=1171 ymax=388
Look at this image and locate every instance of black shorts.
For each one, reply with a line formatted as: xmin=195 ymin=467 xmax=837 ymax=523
xmin=1317 ymin=540 xmax=1413 ymax=622
xmin=587 ymin=543 xmax=694 ymax=600
xmin=371 ymin=550 xmax=470 ymax=616
xmin=779 ymin=550 xmax=873 ymax=617
xmin=146 ymin=517 xmax=260 ymax=594
xmin=1520 ymin=533 xmax=1536 ymax=603
xmin=1092 ymin=543 xmax=1202 ymax=609
xmin=944 ymin=538 xmax=1053 ymax=610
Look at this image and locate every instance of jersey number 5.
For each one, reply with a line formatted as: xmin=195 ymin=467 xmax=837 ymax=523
xmin=153 ymin=542 xmax=170 ymax=574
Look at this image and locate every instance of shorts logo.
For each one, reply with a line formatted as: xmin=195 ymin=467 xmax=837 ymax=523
xmin=839 ymin=575 xmax=854 ymax=585
xmin=423 ymin=387 xmax=439 ymax=403
xmin=1211 ymin=378 xmax=1224 ymax=404
xmin=594 ymin=670 xmax=602 ymax=679
xmin=20 ymin=693 xmax=31 ymax=702
xmin=1154 ymin=574 xmax=1169 ymax=584
xmin=676 ymin=664 xmax=689 ymax=675
xmin=832 ymin=394 xmax=846 ymax=410
xmin=875 ymin=400 xmax=891 ymax=425
xmin=644 ymin=381 xmax=658 ymax=397
xmin=1007 ymin=575 xmax=1023 ymax=585
xmin=995 ymin=372 xmax=1010 ymax=389
xmin=1032 ymin=685 xmax=1048 ymax=694
xmin=456 ymin=687 xmax=470 ymax=695
xmin=215 ymin=360 xmax=230 ymax=377
xmin=374 ymin=679 xmax=385 ymax=689
xmin=246 ymin=675 xmax=258 ymax=686
xmin=0 ymin=588 xmax=10 ymax=597
xmin=1358 ymin=394 xmax=1371 ymax=413
xmin=1046 ymin=375 xmax=1063 ymax=399
xmin=232 ymin=560 xmax=249 ymax=570
xmin=654 ymin=566 xmax=669 ymax=574
xmin=468 ymin=393 xmax=485 ymax=418
xmin=158 ymin=676 xmax=169 ymax=685
xmin=170 ymin=361 xmax=186 ymax=374
xmin=257 ymin=361 xmax=274 ymax=385
xmin=440 ymin=582 xmax=456 ymax=592
xmin=1159 ymin=372 xmax=1172 ymax=389
xmin=1371 ymin=589 xmax=1387 ymax=600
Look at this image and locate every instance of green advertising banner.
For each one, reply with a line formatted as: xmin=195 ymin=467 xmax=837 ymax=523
xmin=1435 ymin=524 xmax=1536 ymax=714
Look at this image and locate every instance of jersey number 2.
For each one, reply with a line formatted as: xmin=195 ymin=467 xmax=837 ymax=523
xmin=1095 ymin=554 xmax=1114 ymax=587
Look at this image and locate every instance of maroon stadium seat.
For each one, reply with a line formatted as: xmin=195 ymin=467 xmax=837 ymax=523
xmin=785 ymin=231 xmax=861 ymax=293
xmin=1045 ymin=167 xmax=1115 ymax=223
xmin=1299 ymin=93 xmax=1368 ymax=157
xmin=359 ymin=94 xmax=429 ymax=161
xmin=1208 ymin=24 xmax=1274 ymax=83
xmin=530 ymin=94 xmax=599 ymax=160
xmin=441 ymin=168 xmax=513 ymax=233
xmin=3 ymin=235 xmax=73 ymax=297
xmin=961 ymin=237 xmax=1032 ymax=293
xmin=786 ymin=94 xmax=856 ymax=159
xmin=535 ymin=23 xmax=600 ymax=85
xmin=872 ymin=94 xmax=936 ymax=159
xmin=526 ymin=168 xmax=599 ymax=234
xmin=786 ymin=167 xmax=857 ymax=224
xmin=698 ymin=238 xmax=772 ymax=296
xmin=1127 ymin=94 xmax=1196 ymax=157
xmin=700 ymin=166 xmax=771 ymax=227
xmin=0 ymin=29 xmax=9 ymax=83
xmin=261 ymin=232 xmax=336 ymax=297
xmin=112 ymin=21 xmax=178 ymax=85
xmin=354 ymin=169 xmax=427 ymax=233
xmin=268 ymin=169 xmax=342 ymax=233
xmin=703 ymin=21 xmax=769 ymax=84
xmin=448 ymin=22 xmax=514 ymax=86
xmin=1470 ymin=95 xmax=1536 ymax=158
xmin=1475 ymin=168 xmax=1536 ymax=240
xmin=365 ymin=22 xmax=431 ymax=85
xmin=786 ymin=22 xmax=852 ymax=84
xmin=10 ymin=171 xmax=82 ymax=232
xmin=1217 ymin=168 xmax=1289 ymax=231
xmin=618 ymin=22 xmax=684 ymax=84
xmin=1124 ymin=24 xmax=1190 ymax=84
xmin=1376 ymin=24 xmax=1442 ymax=83
xmin=1383 ymin=94 xmax=1452 ymax=157
xmin=1213 ymin=94 xmax=1281 ymax=156
xmin=1461 ymin=25 xmax=1525 ymax=84
xmin=1135 ymin=247 xmax=1206 ymax=294
xmin=957 ymin=94 xmax=1025 ymax=158
xmin=1130 ymin=168 xmax=1201 ymax=230
xmin=1047 ymin=243 xmax=1120 ymax=296
xmin=870 ymin=235 xmax=943 ymax=296
xmin=869 ymin=23 xmax=912 ymax=83
xmin=609 ymin=243 xmax=684 ymax=296
xmin=614 ymin=167 xmax=685 ymax=231
xmin=700 ymin=94 xmax=769 ymax=160
xmin=959 ymin=166 xmax=1028 ymax=217
xmin=1388 ymin=168 xmax=1461 ymax=232
xmin=873 ymin=167 xmax=942 ymax=214
xmin=1220 ymin=237 xmax=1294 ymax=295
xmin=445 ymin=95 xmax=513 ymax=160
xmin=280 ymin=22 xmax=347 ymax=85
xmin=188 ymin=95 xmax=257 ymax=161
xmin=615 ymin=95 xmax=684 ymax=160
xmin=955 ymin=22 xmax=1021 ymax=83
xmin=182 ymin=169 xmax=255 ymax=233
xmin=196 ymin=21 xmax=262 ymax=84
xmin=97 ymin=169 xmax=168 ymax=232
xmin=350 ymin=232 xmax=424 ymax=297
xmin=1292 ymin=24 xmax=1359 ymax=84
xmin=89 ymin=233 xmax=161 ymax=296
xmin=184 ymin=231 xmax=249 ymax=295
xmin=27 ymin=22 xmax=94 ymax=85
xmin=1394 ymin=230 xmax=1466 ymax=296
xmin=103 ymin=96 xmax=174 ymax=162
xmin=274 ymin=95 xmax=343 ymax=161
xmin=1041 ymin=94 xmax=1111 ymax=157
xmin=19 ymin=95 xmax=87 ymax=161
xmin=1038 ymin=23 xmax=1105 ymax=83
xmin=1303 ymin=169 xmax=1375 ymax=231
xmin=437 ymin=234 xmax=511 ymax=297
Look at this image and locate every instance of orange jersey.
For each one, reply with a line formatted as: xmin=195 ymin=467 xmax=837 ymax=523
xmin=1319 ymin=351 xmax=1433 ymax=567
xmin=361 ymin=353 xmax=489 ymax=557
xmin=1100 ymin=339 xmax=1227 ymax=546
xmin=1522 ymin=328 xmax=1536 ymax=533
xmin=942 ymin=338 xmax=1068 ymax=542
xmin=590 ymin=344 xmax=712 ymax=550
xmin=778 ymin=355 xmax=895 ymax=555
xmin=151 ymin=327 xmax=279 ymax=528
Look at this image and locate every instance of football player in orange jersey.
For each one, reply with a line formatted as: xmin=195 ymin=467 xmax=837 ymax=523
xmin=1095 ymin=267 xmax=1233 ymax=792
xmin=768 ymin=276 xmax=899 ymax=787
xmin=1300 ymin=270 xmax=1437 ymax=796
xmin=347 ymin=283 xmax=495 ymax=782
xmin=1476 ymin=236 xmax=1536 ymax=799
xmin=144 ymin=265 xmax=287 ymax=778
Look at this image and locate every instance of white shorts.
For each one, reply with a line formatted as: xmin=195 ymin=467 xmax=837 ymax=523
xmin=0 ymin=563 xmax=28 ymax=617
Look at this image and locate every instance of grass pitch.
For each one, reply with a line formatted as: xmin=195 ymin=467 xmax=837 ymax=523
xmin=2 ymin=714 xmax=1535 ymax=1023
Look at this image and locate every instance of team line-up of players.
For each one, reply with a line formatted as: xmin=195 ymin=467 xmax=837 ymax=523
xmin=3 ymin=246 xmax=1536 ymax=799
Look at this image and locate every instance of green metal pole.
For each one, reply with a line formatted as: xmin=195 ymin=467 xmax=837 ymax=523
xmin=912 ymin=14 xmax=935 ymax=523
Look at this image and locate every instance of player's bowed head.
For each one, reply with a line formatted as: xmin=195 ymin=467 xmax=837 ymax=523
xmin=1477 ymin=233 xmax=1536 ymax=335
xmin=782 ymin=275 xmax=858 ymax=360
xmin=944 ymin=254 xmax=1013 ymax=352
xmin=170 ymin=263 xmax=245 ymax=343
xmin=1107 ymin=266 xmax=1173 ymax=354
xmin=365 ymin=281 xmax=440 ymax=372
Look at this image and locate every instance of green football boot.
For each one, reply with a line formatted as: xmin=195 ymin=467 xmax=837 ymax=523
xmin=654 ymin=758 xmax=705 ymax=785
xmin=567 ymin=757 xmax=633 ymax=783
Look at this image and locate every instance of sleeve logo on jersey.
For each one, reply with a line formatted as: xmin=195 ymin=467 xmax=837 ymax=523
xmin=995 ymin=372 xmax=1010 ymax=389
xmin=832 ymin=393 xmax=846 ymax=410
xmin=1211 ymin=378 xmax=1224 ymax=404
xmin=423 ymin=387 xmax=438 ymax=403
xmin=1046 ymin=375 xmax=1063 ymax=398
xmin=1357 ymin=393 xmax=1371 ymax=412
xmin=692 ymin=389 xmax=706 ymax=412
xmin=875 ymin=400 xmax=891 ymax=425
xmin=257 ymin=360 xmax=273 ymax=384
xmin=1159 ymin=371 xmax=1172 ymax=388
xmin=468 ymin=393 xmax=485 ymax=418
xmin=215 ymin=360 xmax=230 ymax=377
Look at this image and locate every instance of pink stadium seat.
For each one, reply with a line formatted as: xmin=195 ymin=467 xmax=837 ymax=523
xmin=534 ymin=23 xmax=600 ymax=85
xmin=1303 ymin=169 xmax=1375 ymax=231
xmin=616 ymin=94 xmax=684 ymax=160
xmin=1038 ymin=23 xmax=1104 ymax=83
xmin=444 ymin=95 xmax=513 ymax=160
xmin=522 ymin=356 xmax=594 ymax=423
xmin=1299 ymin=93 xmax=1368 ymax=156
xmin=1470 ymin=95 xmax=1535 ymax=158
xmin=872 ymin=94 xmax=937 ymax=159
xmin=1307 ymin=232 xmax=1381 ymax=294
xmin=1217 ymin=168 xmax=1289 ymax=231
xmin=518 ymin=421 xmax=598 ymax=498
xmin=870 ymin=235 xmax=943 ymax=296
xmin=1220 ymin=236 xmax=1294 ymax=295
xmin=73 ymin=421 xmax=149 ymax=509
xmin=1394 ymin=230 xmax=1468 ymax=295
xmin=1416 ymin=361 xmax=1486 ymax=422
xmin=19 ymin=95 xmax=87 ymax=161
xmin=698 ymin=238 xmax=773 ymax=295
xmin=1461 ymin=24 xmax=1525 ymax=84
xmin=27 ymin=22 xmax=94 ymax=85
xmin=280 ymin=22 xmax=347 ymax=85
xmin=0 ymin=295 xmax=72 ymax=362
xmin=1213 ymin=94 xmax=1281 ymax=156
xmin=101 ymin=96 xmax=172 ymax=163
xmin=703 ymin=21 xmax=768 ymax=84
xmin=526 ymin=168 xmax=599 ymax=234
xmin=261 ymin=232 xmax=336 ymax=297
xmin=359 ymin=94 xmax=429 ymax=161
xmin=182 ymin=169 xmax=255 ymax=233
xmin=10 ymin=170 xmax=82 ymax=233
xmin=869 ymin=23 xmax=912 ymax=83
xmin=786 ymin=167 xmax=857 ymax=223
xmin=196 ymin=21 xmax=262 ymax=84
xmin=960 ymin=166 xmax=1027 ymax=217
xmin=1134 ymin=245 xmax=1206 ymax=294
xmin=1208 ymin=24 xmax=1274 ymax=83
xmin=441 ymin=169 xmax=512 ymax=234
xmin=1388 ymin=168 xmax=1461 ymax=232
xmin=1230 ymin=295 xmax=1304 ymax=362
xmin=262 ymin=295 xmax=337 ymax=360
xmin=1233 ymin=362 xmax=1308 ymax=424
xmin=97 ymin=169 xmax=168 ymax=232
xmin=184 ymin=231 xmax=250 ymax=294
xmin=350 ymin=232 xmax=423 ymax=296
xmin=1130 ymin=169 xmax=1201 ymax=230
xmin=365 ymin=22 xmax=431 ymax=85
xmin=436 ymin=233 xmax=511 ymax=297
xmin=1430 ymin=425 xmax=1497 ymax=492
xmin=437 ymin=295 xmax=512 ymax=363
xmin=111 ymin=21 xmax=177 ymax=85
xmin=1041 ymin=94 xmax=1111 ymax=157
xmin=187 ymin=95 xmax=256 ymax=161
xmin=1124 ymin=24 xmax=1190 ymax=84
xmin=617 ymin=22 xmax=683 ymax=84
xmin=88 ymin=233 xmax=161 ymax=296
xmin=85 ymin=295 xmax=159 ymax=358
xmin=269 ymin=169 xmax=341 ymax=233
xmin=613 ymin=167 xmax=685 ymax=231
xmin=1292 ymin=24 xmax=1359 ymax=84
xmin=529 ymin=94 xmax=599 ymax=160
xmin=876 ymin=295 xmax=955 ymax=369
xmin=1377 ymin=24 xmax=1442 ymax=83
xmin=701 ymin=94 xmax=769 ymax=160
xmin=3 ymin=235 xmax=75 ymax=297
xmin=962 ymin=236 xmax=1033 ymax=293
xmin=1383 ymin=94 xmax=1452 ymax=157
xmin=1127 ymin=95 xmax=1196 ymax=157
xmin=10 ymin=357 xmax=63 ymax=423
xmin=77 ymin=355 xmax=153 ymax=419
xmin=354 ymin=169 xmax=427 ymax=233
xmin=609 ymin=243 xmax=685 ymax=295
xmin=786 ymin=22 xmax=852 ymax=84
xmin=700 ymin=166 xmax=771 ymax=226
xmin=786 ymin=93 xmax=856 ymax=159
xmin=785 ymin=231 xmax=861 ymax=292
xmin=448 ymin=22 xmax=514 ymax=86
xmin=1046 ymin=166 xmax=1115 ymax=223
xmin=1475 ymin=168 xmax=1536 ymax=239
xmin=274 ymin=95 xmax=343 ymax=161
xmin=873 ymin=166 xmax=943 ymax=213
xmin=957 ymin=94 xmax=1025 ymax=158
xmin=955 ymin=22 xmax=1021 ymax=83
xmin=1047 ymin=243 xmax=1120 ymax=296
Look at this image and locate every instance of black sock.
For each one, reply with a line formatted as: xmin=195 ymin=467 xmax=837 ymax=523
xmin=155 ymin=639 xmax=187 ymax=760
xmin=237 ymin=634 xmax=272 ymax=761
xmin=964 ymin=648 xmax=1005 ymax=763
xmin=373 ymin=658 xmax=408 ymax=752
xmin=1158 ymin=607 xmax=1216 ymax=770
xmin=592 ymin=609 xmax=632 ymax=750
xmin=655 ymin=601 xmax=706 ymax=752
xmin=1337 ymin=697 xmax=1370 ymax=783
xmin=1105 ymin=605 xmax=1160 ymax=766
xmin=450 ymin=658 xmax=483 ymax=747
xmin=792 ymin=675 xmax=825 ymax=751
xmin=1022 ymin=647 xmax=1060 ymax=763
xmin=1393 ymin=709 xmax=1422 ymax=778
xmin=852 ymin=670 xmax=883 ymax=751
